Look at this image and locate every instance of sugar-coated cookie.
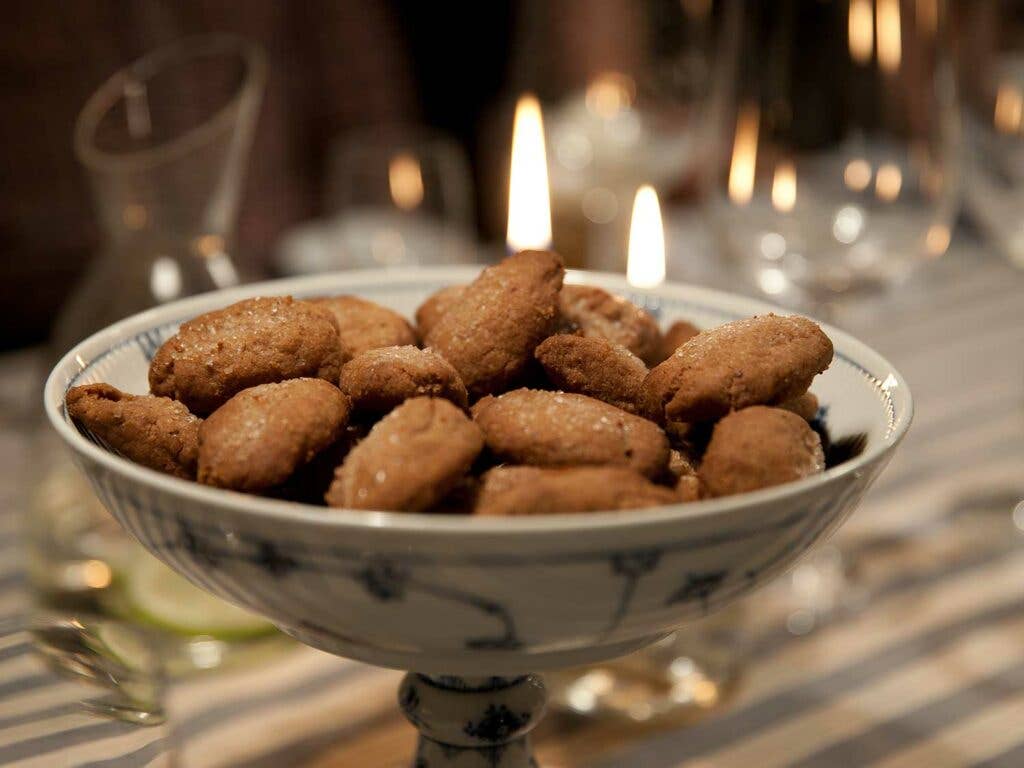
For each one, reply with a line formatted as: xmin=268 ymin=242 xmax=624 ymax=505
xmin=66 ymin=383 xmax=201 ymax=479
xmin=340 ymin=345 xmax=468 ymax=415
xmin=198 ymin=378 xmax=350 ymax=492
xmin=534 ymin=334 xmax=646 ymax=414
xmin=149 ymin=297 xmax=342 ymax=416
xmin=558 ymin=284 xmax=662 ymax=365
xmin=472 ymin=388 xmax=669 ymax=477
xmin=425 ymin=250 xmax=564 ymax=397
xmin=326 ymin=397 xmax=483 ymax=511
xmin=642 ymin=314 xmax=832 ymax=424
xmin=699 ymin=406 xmax=825 ymax=497
xmin=311 ymin=295 xmax=417 ymax=360
xmin=475 ymin=465 xmax=679 ymax=516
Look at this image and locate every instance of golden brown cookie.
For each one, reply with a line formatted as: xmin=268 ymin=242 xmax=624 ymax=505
xmin=778 ymin=391 xmax=820 ymax=421
xmin=475 ymin=465 xmax=679 ymax=516
xmin=534 ymin=334 xmax=647 ymax=413
xmin=698 ymin=406 xmax=825 ymax=498
xmin=149 ymin=297 xmax=342 ymax=416
xmin=198 ymin=378 xmax=351 ymax=492
xmin=339 ymin=345 xmax=468 ymax=415
xmin=66 ymin=383 xmax=201 ymax=479
xmin=311 ymin=295 xmax=417 ymax=360
xmin=558 ymin=284 xmax=662 ymax=365
xmin=472 ymin=389 xmax=669 ymax=478
xmin=425 ymin=250 xmax=564 ymax=397
xmin=415 ymin=284 xmax=467 ymax=340
xmin=326 ymin=397 xmax=484 ymax=511
xmin=641 ymin=314 xmax=833 ymax=424
xmin=653 ymin=320 xmax=701 ymax=365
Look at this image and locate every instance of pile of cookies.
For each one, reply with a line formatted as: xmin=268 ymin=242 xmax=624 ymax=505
xmin=66 ymin=250 xmax=835 ymax=516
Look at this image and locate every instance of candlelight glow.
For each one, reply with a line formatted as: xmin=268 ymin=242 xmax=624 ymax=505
xmin=875 ymin=163 xmax=902 ymax=201
xmin=925 ymin=223 xmax=951 ymax=256
xmin=507 ymin=94 xmax=552 ymax=251
xmin=389 ymin=152 xmax=424 ymax=211
xmin=849 ymin=0 xmax=874 ymax=65
xmin=772 ymin=161 xmax=797 ymax=212
xmin=728 ymin=104 xmax=760 ymax=206
xmin=844 ymin=158 xmax=872 ymax=191
xmin=877 ymin=0 xmax=902 ymax=73
xmin=586 ymin=72 xmax=636 ymax=119
xmin=627 ymin=185 xmax=665 ymax=289
xmin=994 ymin=83 xmax=1023 ymax=135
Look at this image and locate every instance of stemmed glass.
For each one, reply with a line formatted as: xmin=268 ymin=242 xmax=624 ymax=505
xmin=707 ymin=0 xmax=960 ymax=313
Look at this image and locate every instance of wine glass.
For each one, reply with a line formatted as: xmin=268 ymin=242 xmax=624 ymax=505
xmin=276 ymin=126 xmax=478 ymax=274
xmin=707 ymin=0 xmax=960 ymax=312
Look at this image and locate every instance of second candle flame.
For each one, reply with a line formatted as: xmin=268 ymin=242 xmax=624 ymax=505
xmin=507 ymin=94 xmax=552 ymax=252
xmin=627 ymin=185 xmax=665 ymax=289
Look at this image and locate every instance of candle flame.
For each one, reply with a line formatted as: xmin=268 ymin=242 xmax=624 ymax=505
xmin=389 ymin=152 xmax=424 ymax=211
xmin=728 ymin=104 xmax=760 ymax=206
xmin=994 ymin=83 xmax=1023 ymax=135
xmin=772 ymin=161 xmax=797 ymax=212
xmin=849 ymin=0 xmax=874 ymax=65
xmin=627 ymin=185 xmax=665 ymax=289
xmin=877 ymin=0 xmax=902 ymax=73
xmin=507 ymin=94 xmax=552 ymax=252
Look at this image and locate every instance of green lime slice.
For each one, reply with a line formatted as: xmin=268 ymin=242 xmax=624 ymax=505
xmin=116 ymin=554 xmax=274 ymax=640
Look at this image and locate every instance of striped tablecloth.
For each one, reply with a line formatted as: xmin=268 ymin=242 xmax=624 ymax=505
xmin=1 ymin=234 xmax=1022 ymax=767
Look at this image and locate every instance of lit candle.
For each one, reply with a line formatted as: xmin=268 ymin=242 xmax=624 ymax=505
xmin=507 ymin=94 xmax=553 ymax=252
xmin=626 ymin=185 xmax=665 ymax=288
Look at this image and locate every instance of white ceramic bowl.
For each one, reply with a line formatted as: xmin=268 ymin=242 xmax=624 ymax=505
xmin=44 ymin=267 xmax=911 ymax=676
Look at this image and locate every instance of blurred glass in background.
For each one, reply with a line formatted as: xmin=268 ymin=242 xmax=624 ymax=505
xmin=958 ymin=0 xmax=1024 ymax=270
xmin=707 ymin=0 xmax=960 ymax=312
xmin=31 ymin=35 xmax=283 ymax=682
xmin=276 ymin=126 xmax=479 ymax=274
xmin=54 ymin=34 xmax=264 ymax=353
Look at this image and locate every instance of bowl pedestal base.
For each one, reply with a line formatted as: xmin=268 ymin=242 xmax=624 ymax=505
xmin=398 ymin=673 xmax=548 ymax=767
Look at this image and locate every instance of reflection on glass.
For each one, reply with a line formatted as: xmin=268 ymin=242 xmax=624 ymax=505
xmin=709 ymin=0 xmax=960 ymax=309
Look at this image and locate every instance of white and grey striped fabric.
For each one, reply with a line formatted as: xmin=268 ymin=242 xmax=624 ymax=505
xmin=1 ymin=234 xmax=1022 ymax=767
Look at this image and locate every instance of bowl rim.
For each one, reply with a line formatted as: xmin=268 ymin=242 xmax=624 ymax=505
xmin=44 ymin=265 xmax=913 ymax=536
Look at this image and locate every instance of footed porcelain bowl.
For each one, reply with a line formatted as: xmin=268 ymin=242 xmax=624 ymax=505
xmin=45 ymin=267 xmax=911 ymax=767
